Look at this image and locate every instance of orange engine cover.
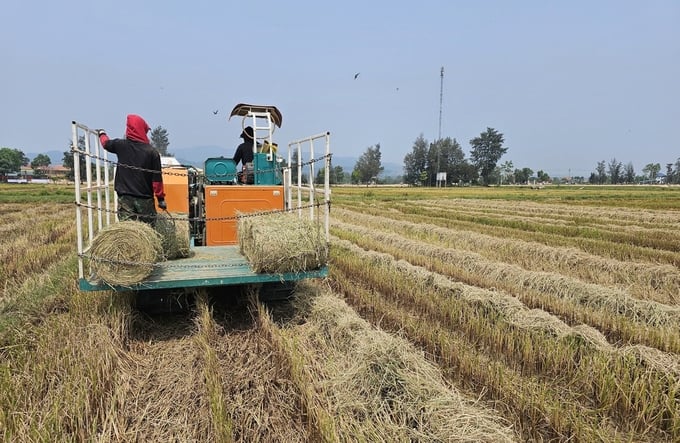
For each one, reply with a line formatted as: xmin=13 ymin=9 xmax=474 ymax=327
xmin=158 ymin=166 xmax=189 ymax=213
xmin=204 ymin=185 xmax=285 ymax=245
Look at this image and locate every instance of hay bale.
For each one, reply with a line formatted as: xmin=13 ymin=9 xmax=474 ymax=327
xmin=238 ymin=212 xmax=328 ymax=273
xmin=155 ymin=212 xmax=191 ymax=259
xmin=89 ymin=221 xmax=164 ymax=286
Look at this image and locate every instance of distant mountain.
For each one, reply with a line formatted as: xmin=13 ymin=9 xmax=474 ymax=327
xmin=23 ymin=147 xmax=404 ymax=177
xmin=170 ymin=149 xmax=404 ymax=177
xmin=171 ymin=145 xmax=231 ymax=167
xmin=331 ymin=156 xmax=403 ymax=178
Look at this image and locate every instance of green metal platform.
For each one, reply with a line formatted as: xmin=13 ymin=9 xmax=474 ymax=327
xmin=79 ymin=245 xmax=328 ymax=292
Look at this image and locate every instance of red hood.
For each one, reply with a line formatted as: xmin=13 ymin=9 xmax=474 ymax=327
xmin=125 ymin=114 xmax=150 ymax=143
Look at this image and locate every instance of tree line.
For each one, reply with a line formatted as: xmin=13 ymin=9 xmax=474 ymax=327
xmin=4 ymin=123 xmax=678 ymax=186
xmin=588 ymin=159 xmax=680 ymax=185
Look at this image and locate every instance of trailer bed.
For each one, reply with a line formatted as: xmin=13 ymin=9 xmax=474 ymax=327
xmin=79 ymin=245 xmax=328 ymax=291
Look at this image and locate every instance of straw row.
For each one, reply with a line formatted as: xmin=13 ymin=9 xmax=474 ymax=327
xmin=412 ymin=200 xmax=680 ymax=248
xmin=423 ymin=197 xmax=680 ymax=227
xmin=330 ymin=238 xmax=679 ymax=441
xmin=385 ymin=201 xmax=680 ymax=253
xmin=259 ymin=282 xmax=518 ymax=442
xmin=333 ymin=207 xmax=680 ymax=303
xmin=332 ymin=219 xmax=680 ymax=324
xmin=338 ymin=201 xmax=680 ymax=267
xmin=332 ymin=225 xmax=680 ymax=354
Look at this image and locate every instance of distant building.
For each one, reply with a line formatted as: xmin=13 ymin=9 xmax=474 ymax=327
xmin=45 ymin=165 xmax=70 ymax=181
xmin=1 ymin=164 xmax=70 ymax=183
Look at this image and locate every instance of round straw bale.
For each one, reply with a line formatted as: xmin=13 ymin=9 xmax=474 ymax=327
xmin=238 ymin=212 xmax=328 ymax=273
xmin=155 ymin=212 xmax=191 ymax=259
xmin=89 ymin=220 xmax=164 ymax=286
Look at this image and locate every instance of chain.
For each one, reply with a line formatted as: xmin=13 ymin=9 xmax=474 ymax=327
xmin=76 ymin=148 xmax=331 ymax=272
xmin=72 ymin=147 xmax=332 ymax=177
xmin=74 ymin=201 xmax=329 ymax=222
xmin=80 ymin=253 xmax=247 ymax=269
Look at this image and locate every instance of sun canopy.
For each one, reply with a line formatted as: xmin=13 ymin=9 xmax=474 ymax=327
xmin=229 ymin=103 xmax=283 ymax=128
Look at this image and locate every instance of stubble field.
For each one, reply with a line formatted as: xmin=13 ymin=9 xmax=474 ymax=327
xmin=0 ymin=184 xmax=678 ymax=442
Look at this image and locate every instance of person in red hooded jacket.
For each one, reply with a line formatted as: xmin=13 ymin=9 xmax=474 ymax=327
xmin=97 ymin=114 xmax=166 ymax=224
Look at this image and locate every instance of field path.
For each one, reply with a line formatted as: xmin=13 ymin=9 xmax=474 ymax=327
xmin=114 ymin=314 xmax=211 ymax=441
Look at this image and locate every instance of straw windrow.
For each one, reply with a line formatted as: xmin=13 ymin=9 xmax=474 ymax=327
xmin=267 ymin=284 xmax=518 ymax=442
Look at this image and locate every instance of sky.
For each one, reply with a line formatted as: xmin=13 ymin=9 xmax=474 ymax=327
xmin=1 ymin=0 xmax=678 ymax=177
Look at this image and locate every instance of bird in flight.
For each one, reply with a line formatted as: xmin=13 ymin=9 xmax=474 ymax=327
xmin=354 ymin=72 xmax=360 ymax=80
xmin=213 ymin=110 xmax=219 ymax=115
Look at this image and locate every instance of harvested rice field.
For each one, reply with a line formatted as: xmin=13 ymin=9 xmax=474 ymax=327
xmin=1 ymin=184 xmax=679 ymax=442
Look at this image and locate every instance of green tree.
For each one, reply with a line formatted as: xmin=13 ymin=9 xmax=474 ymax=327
xmin=31 ymin=153 xmax=52 ymax=177
xmin=469 ymin=127 xmax=507 ymax=185
xmin=536 ymin=170 xmax=550 ymax=182
xmin=458 ymin=162 xmax=478 ymax=184
xmin=642 ymin=163 xmax=661 ymax=183
xmin=665 ymin=163 xmax=674 ymax=185
xmin=62 ymin=136 xmax=89 ymax=181
xmin=150 ymin=126 xmax=171 ymax=156
xmin=403 ymin=134 xmax=428 ymax=185
xmin=315 ymin=163 xmax=345 ymax=185
xmin=0 ymin=147 xmax=29 ymax=175
xmin=608 ymin=158 xmax=623 ymax=184
xmin=595 ymin=160 xmax=607 ymax=184
xmin=500 ymin=160 xmax=514 ymax=184
xmin=404 ymin=135 xmax=471 ymax=186
xmin=514 ymin=167 xmax=533 ymax=184
xmin=353 ymin=144 xmax=384 ymax=185
xmin=673 ymin=158 xmax=680 ymax=184
xmin=332 ymin=165 xmax=345 ymax=184
xmin=624 ymin=162 xmax=636 ymax=184
xmin=430 ymin=137 xmax=468 ymax=185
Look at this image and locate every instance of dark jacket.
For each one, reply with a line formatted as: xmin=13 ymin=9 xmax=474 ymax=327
xmin=233 ymin=141 xmax=254 ymax=167
xmin=100 ymin=114 xmax=165 ymax=200
xmin=233 ymin=125 xmax=255 ymax=168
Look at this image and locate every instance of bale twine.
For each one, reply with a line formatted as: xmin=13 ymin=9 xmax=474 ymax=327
xmin=238 ymin=212 xmax=328 ymax=273
xmin=155 ymin=212 xmax=191 ymax=260
xmin=89 ymin=220 xmax=164 ymax=286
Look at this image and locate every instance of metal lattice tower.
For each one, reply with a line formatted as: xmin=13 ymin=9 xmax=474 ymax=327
xmin=438 ymin=66 xmax=444 ymax=140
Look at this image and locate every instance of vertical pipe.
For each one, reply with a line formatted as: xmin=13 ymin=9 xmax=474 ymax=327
xmin=92 ymin=132 xmax=103 ymax=231
xmin=287 ymin=146 xmax=292 ymax=210
xmin=83 ymin=133 xmax=94 ymax=244
xmin=102 ymin=136 xmax=111 ymax=226
xmin=72 ymin=122 xmax=84 ymax=279
xmin=309 ymin=139 xmax=315 ymax=219
xmin=296 ymin=142 xmax=302 ymax=217
xmin=324 ymin=132 xmax=331 ymax=242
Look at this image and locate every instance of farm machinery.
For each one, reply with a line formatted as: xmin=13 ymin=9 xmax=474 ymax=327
xmin=71 ymin=104 xmax=331 ymax=307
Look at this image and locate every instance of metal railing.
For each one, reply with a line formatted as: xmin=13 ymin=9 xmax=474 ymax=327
xmin=286 ymin=132 xmax=332 ymax=242
xmin=71 ymin=121 xmax=116 ymax=280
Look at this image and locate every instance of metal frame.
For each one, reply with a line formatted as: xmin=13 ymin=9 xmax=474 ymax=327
xmin=71 ymin=121 xmax=114 ymax=280
xmin=286 ymin=132 xmax=331 ymax=242
xmin=71 ymin=117 xmax=332 ymax=292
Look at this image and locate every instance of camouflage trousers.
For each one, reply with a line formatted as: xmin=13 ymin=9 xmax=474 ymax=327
xmin=117 ymin=194 xmax=157 ymax=226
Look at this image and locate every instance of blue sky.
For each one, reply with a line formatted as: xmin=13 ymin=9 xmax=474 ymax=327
xmin=1 ymin=1 xmax=678 ymax=177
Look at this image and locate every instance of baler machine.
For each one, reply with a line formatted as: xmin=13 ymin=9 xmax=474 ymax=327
xmin=72 ymin=104 xmax=331 ymax=297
